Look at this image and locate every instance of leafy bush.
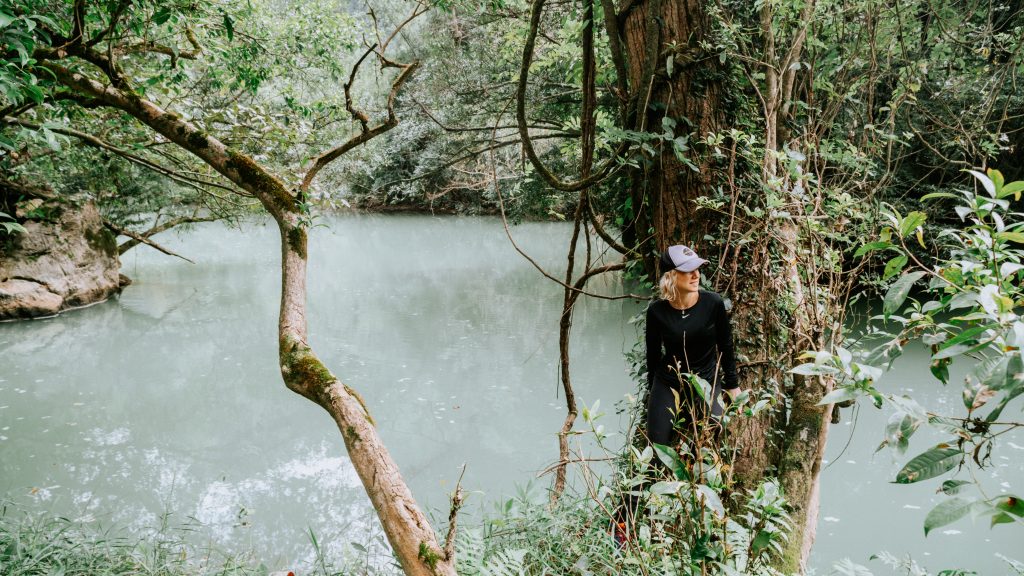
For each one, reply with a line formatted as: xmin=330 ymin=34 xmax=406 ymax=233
xmin=465 ymin=383 xmax=793 ymax=576
xmin=794 ymin=169 xmax=1024 ymax=537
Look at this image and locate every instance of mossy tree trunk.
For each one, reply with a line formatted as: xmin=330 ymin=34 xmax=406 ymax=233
xmin=610 ymin=0 xmax=834 ymax=571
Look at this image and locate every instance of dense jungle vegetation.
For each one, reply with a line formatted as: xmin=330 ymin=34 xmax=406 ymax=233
xmin=1 ymin=0 xmax=1022 ymax=574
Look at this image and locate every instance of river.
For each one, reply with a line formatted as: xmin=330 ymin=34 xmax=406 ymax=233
xmin=1 ymin=215 xmax=1020 ymax=573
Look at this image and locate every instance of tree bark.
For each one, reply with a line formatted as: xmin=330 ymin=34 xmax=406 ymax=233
xmin=615 ymin=0 xmax=834 ymax=571
xmin=620 ymin=0 xmax=726 ymax=252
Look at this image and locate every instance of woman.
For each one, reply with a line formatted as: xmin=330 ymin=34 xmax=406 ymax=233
xmin=645 ymin=244 xmax=741 ymax=446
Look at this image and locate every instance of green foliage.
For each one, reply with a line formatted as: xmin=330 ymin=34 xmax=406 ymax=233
xmin=828 ymin=548 xmax=1024 ymax=576
xmin=0 ymin=502 xmax=269 ymax=575
xmin=468 ymin=391 xmax=791 ymax=576
xmin=798 ymin=169 xmax=1024 ymax=540
xmin=0 ymin=209 xmax=25 ymax=235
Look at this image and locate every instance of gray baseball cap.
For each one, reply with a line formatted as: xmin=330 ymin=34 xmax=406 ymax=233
xmin=660 ymin=245 xmax=708 ymax=272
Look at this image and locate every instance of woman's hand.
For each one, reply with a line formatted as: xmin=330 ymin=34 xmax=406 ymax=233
xmin=724 ymin=387 xmax=743 ymax=404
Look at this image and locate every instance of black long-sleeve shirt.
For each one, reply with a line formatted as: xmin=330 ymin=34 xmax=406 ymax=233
xmin=645 ymin=291 xmax=739 ymax=391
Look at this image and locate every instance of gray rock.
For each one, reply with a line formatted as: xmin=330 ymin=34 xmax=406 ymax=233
xmin=0 ymin=200 xmax=122 ymax=320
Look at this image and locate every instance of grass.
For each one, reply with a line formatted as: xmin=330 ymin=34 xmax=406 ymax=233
xmin=0 ymin=501 xmax=285 ymax=576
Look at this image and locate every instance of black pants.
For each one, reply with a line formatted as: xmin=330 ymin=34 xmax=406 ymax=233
xmin=646 ymin=375 xmax=721 ymax=446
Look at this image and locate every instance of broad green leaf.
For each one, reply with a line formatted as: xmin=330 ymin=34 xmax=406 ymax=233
xmin=883 ymin=271 xmax=927 ymax=315
xmin=750 ymin=529 xmax=773 ymax=556
xmin=993 ymin=495 xmax=1024 ymax=517
xmin=939 ymin=324 xmax=994 ymax=350
xmin=967 ymin=170 xmax=996 ymax=197
xmin=23 ymin=83 xmax=43 ymax=104
xmin=0 ymin=10 xmax=16 ymax=28
xmin=931 ymin=359 xmax=950 ymax=384
xmin=988 ymin=168 xmax=1005 ymax=192
xmin=895 ymin=446 xmax=963 ymax=484
xmin=817 ymin=387 xmax=858 ymax=406
xmin=995 ymin=231 xmax=1024 ymax=244
xmin=899 ymin=211 xmax=926 ymax=237
xmin=652 ymin=443 xmax=689 ymax=481
xmin=947 ymin=291 xmax=977 ymax=310
xmin=991 ymin=511 xmax=1016 ymax=527
xmin=854 ymin=241 xmax=893 ymax=258
xmin=696 ymin=484 xmax=724 ymax=518
xmin=791 ymin=363 xmax=837 ymax=376
xmin=649 ymin=480 xmax=683 ymax=495
xmin=882 ymin=254 xmax=908 ymax=281
xmin=997 ymin=181 xmax=1024 ymax=200
xmin=923 ymin=497 xmax=972 ymax=535
xmin=1000 ymin=262 xmax=1024 ymax=278
xmin=689 ymin=374 xmax=711 ymax=405
xmin=884 ymin=412 xmax=918 ymax=454
xmin=985 ymin=387 xmax=1024 ymax=422
xmin=153 ymin=8 xmax=172 ymax=25
xmin=1 ymin=221 xmax=27 ymax=234
xmin=10 ymin=38 xmax=29 ymax=65
xmin=920 ymin=192 xmax=960 ymax=201
xmin=932 ymin=343 xmax=973 ymax=360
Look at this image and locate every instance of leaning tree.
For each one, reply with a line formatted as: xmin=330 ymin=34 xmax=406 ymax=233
xmin=5 ymin=1 xmax=459 ymax=573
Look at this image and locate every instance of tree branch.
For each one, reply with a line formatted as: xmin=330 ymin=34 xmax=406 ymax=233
xmin=2 ymin=117 xmax=243 ymax=197
xmin=516 ymin=0 xmax=630 ymax=192
xmin=116 ymin=214 xmax=220 ymax=255
xmin=104 ymin=220 xmax=195 ymax=263
xmin=300 ymin=6 xmax=425 ymax=194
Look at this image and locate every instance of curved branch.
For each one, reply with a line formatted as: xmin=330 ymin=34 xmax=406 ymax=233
xmin=601 ymin=0 xmax=631 ymax=123
xmin=585 ymin=186 xmax=631 ymax=255
xmin=300 ymin=2 xmax=426 ymax=194
xmin=516 ymin=0 xmax=630 ymax=192
xmin=491 ymin=99 xmax=643 ymax=301
xmin=300 ymin=59 xmax=420 ymax=193
xmin=39 ymin=61 xmax=295 ymax=217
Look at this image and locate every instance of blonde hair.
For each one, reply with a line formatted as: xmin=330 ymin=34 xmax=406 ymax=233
xmin=659 ymin=271 xmax=679 ymax=302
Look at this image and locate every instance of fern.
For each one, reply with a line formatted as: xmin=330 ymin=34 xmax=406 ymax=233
xmin=480 ymin=548 xmax=527 ymax=576
xmin=455 ymin=528 xmax=486 ymax=575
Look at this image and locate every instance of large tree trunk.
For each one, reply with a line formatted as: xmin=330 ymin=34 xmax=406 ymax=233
xmin=620 ymin=0 xmax=725 ymax=252
xmin=616 ymin=0 xmax=832 ymax=571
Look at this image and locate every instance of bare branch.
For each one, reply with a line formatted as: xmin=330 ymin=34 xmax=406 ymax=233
xmin=442 ymin=464 xmax=467 ymax=562
xmin=300 ymin=7 xmax=426 ymax=194
xmin=116 ymin=214 xmax=220 ymax=255
xmin=104 ymin=220 xmax=196 ymax=263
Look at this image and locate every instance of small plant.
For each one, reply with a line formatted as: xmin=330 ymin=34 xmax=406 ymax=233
xmin=0 ymin=210 xmax=26 ymax=235
xmin=468 ymin=377 xmax=790 ymax=576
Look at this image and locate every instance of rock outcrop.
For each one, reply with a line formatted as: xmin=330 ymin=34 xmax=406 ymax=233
xmin=0 ymin=200 xmax=122 ymax=320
